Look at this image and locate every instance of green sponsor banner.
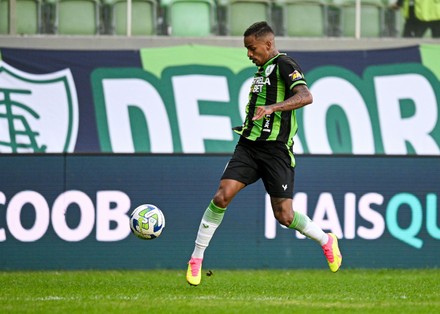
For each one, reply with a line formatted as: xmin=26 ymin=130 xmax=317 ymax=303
xmin=139 ymin=45 xmax=250 ymax=77
xmin=420 ymin=44 xmax=440 ymax=80
xmin=2 ymin=44 xmax=440 ymax=154
xmin=302 ymin=63 xmax=440 ymax=154
xmin=91 ymin=45 xmax=440 ymax=155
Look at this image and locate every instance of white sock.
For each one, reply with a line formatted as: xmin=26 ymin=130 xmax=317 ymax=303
xmin=191 ymin=201 xmax=226 ymax=259
xmin=289 ymin=211 xmax=328 ymax=246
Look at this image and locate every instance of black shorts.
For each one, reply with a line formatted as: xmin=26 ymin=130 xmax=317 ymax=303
xmin=221 ymin=137 xmax=295 ymax=198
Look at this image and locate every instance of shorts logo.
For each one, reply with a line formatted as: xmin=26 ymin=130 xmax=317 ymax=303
xmin=282 ymin=184 xmax=288 ymax=191
xmin=0 ymin=61 xmax=79 ymax=153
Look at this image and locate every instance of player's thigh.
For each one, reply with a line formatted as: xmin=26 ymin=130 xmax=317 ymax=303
xmin=213 ymin=179 xmax=246 ymax=208
xmin=221 ymin=143 xmax=260 ymax=185
xmin=260 ymin=150 xmax=295 ymax=198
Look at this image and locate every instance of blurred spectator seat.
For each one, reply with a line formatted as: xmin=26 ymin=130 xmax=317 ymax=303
xmin=0 ymin=0 xmax=42 ymax=34
xmin=333 ymin=0 xmax=385 ymax=37
xmin=104 ymin=0 xmax=157 ymax=35
xmin=220 ymin=0 xmax=272 ymax=36
xmin=55 ymin=0 xmax=100 ymax=34
xmin=164 ymin=0 xmax=216 ymax=36
xmin=276 ymin=0 xmax=329 ymax=37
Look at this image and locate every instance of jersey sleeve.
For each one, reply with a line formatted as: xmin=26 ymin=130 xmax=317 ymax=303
xmin=278 ymin=56 xmax=307 ymax=90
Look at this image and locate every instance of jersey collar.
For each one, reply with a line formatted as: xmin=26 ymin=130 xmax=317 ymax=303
xmin=257 ymin=53 xmax=286 ymax=75
xmin=258 ymin=53 xmax=286 ymax=71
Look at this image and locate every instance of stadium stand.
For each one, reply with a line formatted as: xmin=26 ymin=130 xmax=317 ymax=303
xmin=332 ymin=0 xmax=385 ymax=37
xmin=0 ymin=0 xmax=404 ymax=37
xmin=163 ymin=0 xmax=216 ymax=36
xmin=275 ymin=0 xmax=329 ymax=37
xmin=103 ymin=0 xmax=157 ymax=35
xmin=54 ymin=0 xmax=100 ymax=34
xmin=382 ymin=0 xmax=404 ymax=37
xmin=0 ymin=0 xmax=42 ymax=34
xmin=219 ymin=0 xmax=272 ymax=36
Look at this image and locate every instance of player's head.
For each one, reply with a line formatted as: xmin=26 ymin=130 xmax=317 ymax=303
xmin=243 ymin=21 xmax=277 ymax=67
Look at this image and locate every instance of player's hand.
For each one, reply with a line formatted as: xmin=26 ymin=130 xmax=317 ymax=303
xmin=252 ymin=106 xmax=273 ymax=120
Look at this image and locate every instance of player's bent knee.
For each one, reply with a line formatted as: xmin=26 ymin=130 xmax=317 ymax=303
xmin=272 ymin=210 xmax=292 ymax=227
xmin=213 ymin=180 xmax=244 ymax=208
xmin=276 ymin=215 xmax=293 ymax=227
xmin=212 ymin=193 xmax=230 ymax=209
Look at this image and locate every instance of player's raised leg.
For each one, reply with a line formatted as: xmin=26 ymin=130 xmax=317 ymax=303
xmin=187 ymin=179 xmax=244 ymax=286
xmin=289 ymin=210 xmax=342 ymax=272
xmin=186 ymin=200 xmax=226 ymax=286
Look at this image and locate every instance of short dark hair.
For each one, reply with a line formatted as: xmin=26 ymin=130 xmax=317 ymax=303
xmin=243 ymin=21 xmax=274 ymax=38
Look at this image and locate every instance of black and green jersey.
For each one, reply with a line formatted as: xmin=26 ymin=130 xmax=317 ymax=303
xmin=234 ymin=53 xmax=307 ymax=149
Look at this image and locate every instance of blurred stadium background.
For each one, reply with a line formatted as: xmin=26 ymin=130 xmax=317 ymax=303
xmin=0 ymin=0 xmax=426 ymax=37
xmin=0 ymin=0 xmax=439 ymax=272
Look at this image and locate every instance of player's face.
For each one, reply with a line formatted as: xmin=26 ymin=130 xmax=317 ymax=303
xmin=244 ymin=35 xmax=272 ymax=67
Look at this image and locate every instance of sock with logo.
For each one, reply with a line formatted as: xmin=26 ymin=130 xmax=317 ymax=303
xmin=289 ymin=211 xmax=328 ymax=246
xmin=191 ymin=200 xmax=226 ymax=259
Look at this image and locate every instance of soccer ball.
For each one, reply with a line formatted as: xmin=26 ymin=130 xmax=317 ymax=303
xmin=129 ymin=204 xmax=165 ymax=240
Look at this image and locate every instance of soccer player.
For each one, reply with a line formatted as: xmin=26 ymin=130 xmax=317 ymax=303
xmin=186 ymin=21 xmax=342 ymax=286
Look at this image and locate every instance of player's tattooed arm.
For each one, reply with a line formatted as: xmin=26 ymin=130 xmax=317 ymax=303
xmin=252 ymin=85 xmax=313 ymax=121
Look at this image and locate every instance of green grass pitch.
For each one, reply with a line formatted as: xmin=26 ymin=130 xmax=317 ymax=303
xmin=1 ymin=269 xmax=439 ymax=313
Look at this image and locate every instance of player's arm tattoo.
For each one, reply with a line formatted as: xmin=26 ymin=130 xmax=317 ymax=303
xmin=273 ymin=84 xmax=313 ymax=111
xmin=252 ymin=84 xmax=313 ymax=120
